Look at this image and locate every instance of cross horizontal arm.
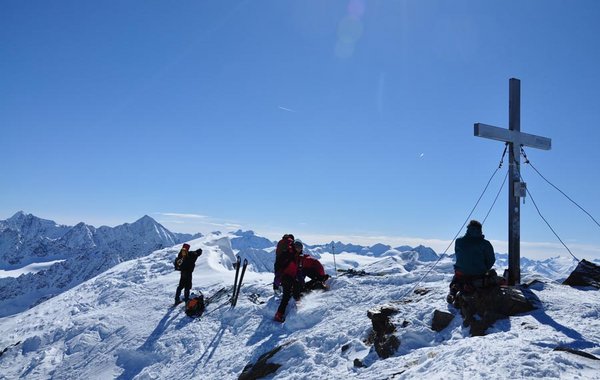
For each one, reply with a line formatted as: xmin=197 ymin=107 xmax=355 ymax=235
xmin=474 ymin=123 xmax=552 ymax=150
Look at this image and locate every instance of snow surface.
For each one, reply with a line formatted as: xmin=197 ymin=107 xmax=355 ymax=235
xmin=1 ymin=233 xmax=599 ymax=379
xmin=0 ymin=259 xmax=65 ymax=278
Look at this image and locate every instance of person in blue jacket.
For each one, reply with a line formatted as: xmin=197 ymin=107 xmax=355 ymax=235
xmin=447 ymin=220 xmax=495 ymax=303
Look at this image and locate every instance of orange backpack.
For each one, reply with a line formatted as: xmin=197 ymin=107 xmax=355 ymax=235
xmin=185 ymin=294 xmax=205 ymax=317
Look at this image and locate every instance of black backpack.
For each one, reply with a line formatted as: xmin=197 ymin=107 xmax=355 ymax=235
xmin=185 ymin=294 xmax=205 ymax=317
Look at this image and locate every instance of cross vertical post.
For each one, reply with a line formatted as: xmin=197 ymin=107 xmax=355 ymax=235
xmin=508 ymin=78 xmax=521 ymax=285
xmin=473 ymin=78 xmax=552 ymax=286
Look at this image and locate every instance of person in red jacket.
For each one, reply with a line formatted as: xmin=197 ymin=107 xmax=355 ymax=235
xmin=298 ymin=255 xmax=330 ymax=293
xmin=274 ymin=239 xmax=303 ymax=322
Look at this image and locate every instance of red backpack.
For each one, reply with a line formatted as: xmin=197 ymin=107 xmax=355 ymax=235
xmin=276 ymin=234 xmax=294 ymax=255
xmin=275 ymin=234 xmax=295 ymax=273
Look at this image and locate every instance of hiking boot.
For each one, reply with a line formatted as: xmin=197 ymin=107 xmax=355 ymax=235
xmin=174 ymin=299 xmax=182 ymax=306
xmin=274 ymin=312 xmax=285 ymax=323
xmin=462 ymin=316 xmax=472 ymax=327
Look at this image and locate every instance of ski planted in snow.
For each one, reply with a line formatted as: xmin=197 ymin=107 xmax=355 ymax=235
xmin=230 ymin=256 xmax=242 ymax=306
xmin=231 ymin=258 xmax=248 ymax=308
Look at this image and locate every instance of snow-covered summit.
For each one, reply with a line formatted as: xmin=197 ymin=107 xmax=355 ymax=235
xmin=61 ymin=222 xmax=97 ymax=250
xmin=1 ymin=211 xmax=70 ymax=240
xmin=0 ymin=232 xmax=598 ymax=379
xmin=231 ymin=229 xmax=275 ymax=250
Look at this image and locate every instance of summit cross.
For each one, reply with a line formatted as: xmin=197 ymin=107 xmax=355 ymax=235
xmin=474 ymin=78 xmax=552 ymax=285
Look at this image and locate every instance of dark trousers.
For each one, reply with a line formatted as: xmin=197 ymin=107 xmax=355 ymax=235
xmin=449 ymin=270 xmax=496 ymax=297
xmin=277 ymin=276 xmax=301 ymax=315
xmin=175 ymin=271 xmax=193 ymax=301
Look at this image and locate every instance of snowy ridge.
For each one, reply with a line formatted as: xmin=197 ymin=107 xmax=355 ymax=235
xmin=0 ymin=232 xmax=599 ymax=379
xmin=307 ymin=242 xmax=440 ymax=262
xmin=495 ymin=253 xmax=581 ymax=282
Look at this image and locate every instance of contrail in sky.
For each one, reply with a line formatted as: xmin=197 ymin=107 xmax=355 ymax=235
xmin=278 ymin=106 xmax=296 ymax=112
xmin=157 ymin=213 xmax=207 ymax=219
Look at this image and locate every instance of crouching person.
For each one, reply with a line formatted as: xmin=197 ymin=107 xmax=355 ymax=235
xmin=298 ymin=253 xmax=330 ymax=293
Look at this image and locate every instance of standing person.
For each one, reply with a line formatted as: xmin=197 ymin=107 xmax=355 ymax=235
xmin=174 ymin=243 xmax=203 ymax=305
xmin=274 ymin=239 xmax=302 ymax=322
xmin=447 ymin=220 xmax=496 ymax=303
xmin=273 ymin=234 xmax=294 ymax=293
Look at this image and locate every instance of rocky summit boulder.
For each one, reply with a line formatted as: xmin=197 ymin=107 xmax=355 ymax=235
xmin=459 ymin=285 xmax=536 ymax=336
xmin=562 ymin=259 xmax=600 ymax=289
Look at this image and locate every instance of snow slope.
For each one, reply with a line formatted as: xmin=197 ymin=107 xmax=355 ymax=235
xmin=1 ymin=234 xmax=599 ymax=379
xmin=0 ymin=213 xmax=200 ymax=318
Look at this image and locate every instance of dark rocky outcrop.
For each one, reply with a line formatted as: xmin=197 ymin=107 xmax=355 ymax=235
xmin=562 ymin=259 xmax=600 ymax=289
xmin=431 ymin=310 xmax=455 ymax=332
xmin=239 ymin=341 xmax=292 ymax=380
xmin=367 ymin=305 xmax=400 ymax=359
xmin=459 ymin=286 xmax=535 ymax=336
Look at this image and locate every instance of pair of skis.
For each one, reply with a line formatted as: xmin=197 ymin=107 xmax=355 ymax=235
xmin=231 ymin=256 xmax=248 ymax=308
xmin=193 ymin=257 xmax=248 ymax=319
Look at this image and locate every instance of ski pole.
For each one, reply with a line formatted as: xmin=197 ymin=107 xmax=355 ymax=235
xmin=232 ymin=258 xmax=248 ymax=308
xmin=332 ymin=242 xmax=338 ymax=277
xmin=231 ymin=256 xmax=241 ymax=305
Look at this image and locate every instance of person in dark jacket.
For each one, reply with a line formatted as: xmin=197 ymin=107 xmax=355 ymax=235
xmin=447 ymin=220 xmax=495 ymax=303
xmin=274 ymin=239 xmax=303 ymax=323
xmin=174 ymin=243 xmax=203 ymax=305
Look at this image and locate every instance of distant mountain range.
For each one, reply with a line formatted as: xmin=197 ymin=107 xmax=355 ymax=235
xmin=0 ymin=212 xmax=201 ymax=317
xmin=0 ymin=212 xmax=591 ymax=319
xmin=229 ymin=230 xmax=440 ymax=273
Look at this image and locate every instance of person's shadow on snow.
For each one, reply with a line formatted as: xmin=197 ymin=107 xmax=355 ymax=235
xmin=116 ymin=307 xmax=180 ymax=380
xmin=522 ymin=284 xmax=596 ymax=350
xmin=196 ymin=321 xmax=228 ymax=368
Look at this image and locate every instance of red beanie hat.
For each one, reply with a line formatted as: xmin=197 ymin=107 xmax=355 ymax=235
xmin=182 ymin=243 xmax=191 ymax=250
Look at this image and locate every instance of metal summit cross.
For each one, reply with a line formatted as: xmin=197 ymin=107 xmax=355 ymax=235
xmin=474 ymin=78 xmax=552 ymax=286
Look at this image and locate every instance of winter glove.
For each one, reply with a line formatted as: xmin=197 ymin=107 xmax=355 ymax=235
xmin=195 ymin=248 xmax=203 ymax=256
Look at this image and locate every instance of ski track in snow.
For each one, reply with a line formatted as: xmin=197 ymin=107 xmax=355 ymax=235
xmin=1 ymin=235 xmax=599 ymax=380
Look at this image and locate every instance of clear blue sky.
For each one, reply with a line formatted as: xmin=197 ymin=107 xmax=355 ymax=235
xmin=2 ymin=1 xmax=600 ymax=259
